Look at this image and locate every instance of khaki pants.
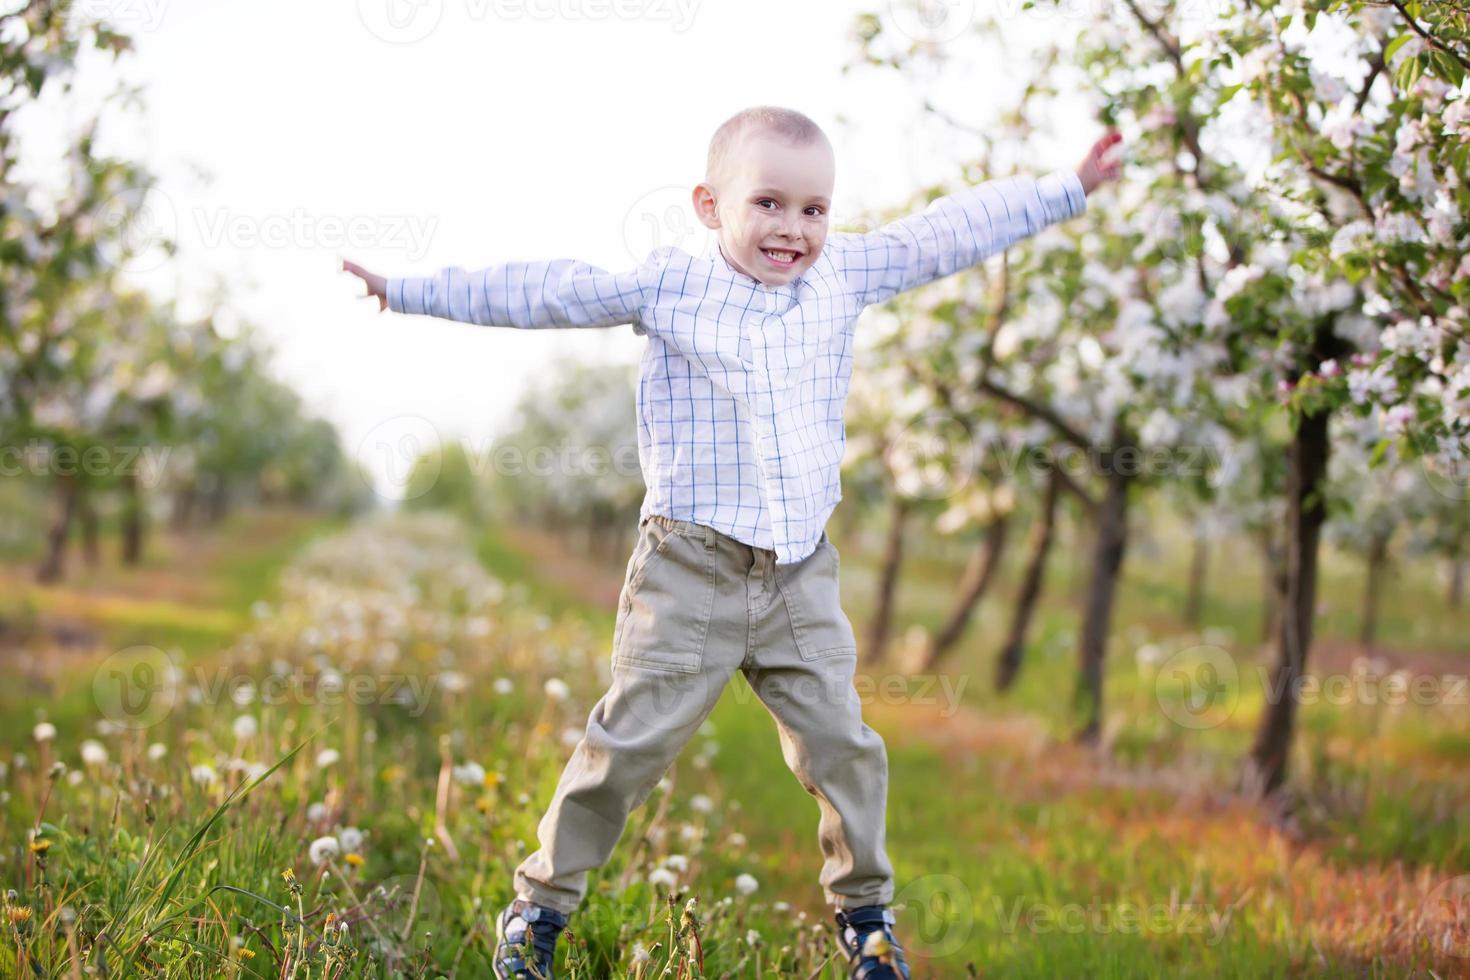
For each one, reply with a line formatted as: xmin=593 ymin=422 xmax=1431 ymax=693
xmin=512 ymin=513 xmax=895 ymax=915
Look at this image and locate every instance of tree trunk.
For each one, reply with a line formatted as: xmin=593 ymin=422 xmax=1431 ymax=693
xmin=78 ymin=489 xmax=100 ymax=568
xmin=36 ymin=474 xmax=80 ymax=584
xmin=920 ymin=512 xmax=1011 ymax=671
xmin=996 ymin=468 xmax=1061 ymax=692
xmin=170 ymin=481 xmax=196 ymax=530
xmin=206 ymin=476 xmax=229 ymax=524
xmin=835 ymin=497 xmax=863 ymax=551
xmin=863 ymin=497 xmax=912 ymax=666
xmin=121 ymin=471 xmax=145 ymax=566
xmin=1074 ymin=428 xmax=1133 ymax=744
xmin=1259 ymin=526 xmax=1285 ymax=646
xmin=1360 ymin=528 xmax=1390 ymax=648
xmin=1184 ymin=523 xmax=1208 ymax=627
xmin=1246 ymin=408 xmax=1330 ymax=798
xmin=1450 ymin=558 xmax=1465 ymax=610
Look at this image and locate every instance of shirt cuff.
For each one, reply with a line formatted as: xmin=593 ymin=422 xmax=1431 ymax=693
xmin=1036 ymin=170 xmax=1088 ymax=224
xmin=384 ymin=277 xmax=424 ymax=316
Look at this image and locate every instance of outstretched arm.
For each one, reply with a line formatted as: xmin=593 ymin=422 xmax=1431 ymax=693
xmin=342 ymin=250 xmax=668 ymax=330
xmin=827 ymin=131 xmax=1123 ymax=309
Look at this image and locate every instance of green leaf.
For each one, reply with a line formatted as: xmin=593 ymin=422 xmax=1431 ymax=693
xmin=1430 ymin=48 xmax=1465 ymax=86
xmin=1383 ymin=33 xmax=1415 ymax=63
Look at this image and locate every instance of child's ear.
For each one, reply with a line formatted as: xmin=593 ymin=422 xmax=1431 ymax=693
xmin=691 ymin=183 xmax=722 ymax=230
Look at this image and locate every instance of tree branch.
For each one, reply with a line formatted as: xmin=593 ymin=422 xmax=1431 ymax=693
xmin=1387 ymin=0 xmax=1470 ymax=72
xmin=977 ymin=374 xmax=1092 ymax=453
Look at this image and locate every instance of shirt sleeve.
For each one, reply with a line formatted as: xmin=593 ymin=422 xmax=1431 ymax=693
xmin=385 ymin=248 xmax=669 ymax=330
xmin=826 ymin=171 xmax=1087 ymax=310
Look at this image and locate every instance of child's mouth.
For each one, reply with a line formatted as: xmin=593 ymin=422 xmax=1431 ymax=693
xmin=761 ymin=248 xmax=800 ymax=268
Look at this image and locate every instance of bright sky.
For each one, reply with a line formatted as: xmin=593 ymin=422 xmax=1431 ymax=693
xmin=18 ymin=0 xmax=1094 ymax=496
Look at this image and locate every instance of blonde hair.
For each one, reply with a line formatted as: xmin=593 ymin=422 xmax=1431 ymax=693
xmin=705 ymin=106 xmax=829 ymax=188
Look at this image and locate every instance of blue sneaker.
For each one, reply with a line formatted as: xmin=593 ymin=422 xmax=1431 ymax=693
xmin=835 ymin=905 xmax=911 ymax=980
xmin=493 ymin=898 xmax=568 ymax=979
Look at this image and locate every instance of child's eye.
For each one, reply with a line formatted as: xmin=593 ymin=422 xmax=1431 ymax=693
xmin=805 ymin=206 xmax=825 ymax=217
xmin=756 ymin=199 xmax=778 ymax=210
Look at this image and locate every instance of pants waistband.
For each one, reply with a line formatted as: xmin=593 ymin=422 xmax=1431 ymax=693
xmin=640 ymin=513 xmax=718 ymax=550
xmin=640 ymin=513 xmax=820 ymax=560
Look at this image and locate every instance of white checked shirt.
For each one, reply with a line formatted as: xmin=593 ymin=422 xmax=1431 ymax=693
xmin=387 ymin=171 xmax=1087 ymax=564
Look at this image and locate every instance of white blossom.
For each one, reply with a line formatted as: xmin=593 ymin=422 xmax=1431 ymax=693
xmin=1310 ymin=69 xmax=1346 ymax=105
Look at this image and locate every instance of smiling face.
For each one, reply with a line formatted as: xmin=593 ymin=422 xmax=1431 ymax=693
xmin=692 ymin=129 xmax=835 ymax=287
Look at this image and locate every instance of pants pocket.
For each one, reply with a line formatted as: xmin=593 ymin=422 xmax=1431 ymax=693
xmin=613 ymin=522 xmax=715 ymax=674
xmin=780 ymin=533 xmax=858 ymax=661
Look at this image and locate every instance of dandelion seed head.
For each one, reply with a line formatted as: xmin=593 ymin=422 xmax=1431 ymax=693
xmin=309 ymin=835 xmax=341 ymax=865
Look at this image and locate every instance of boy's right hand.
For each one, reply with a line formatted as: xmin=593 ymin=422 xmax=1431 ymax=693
xmin=342 ymin=258 xmax=388 ymax=312
xmin=1075 ymin=131 xmax=1124 ymax=196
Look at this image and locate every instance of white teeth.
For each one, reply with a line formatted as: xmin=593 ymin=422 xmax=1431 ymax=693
xmin=764 ymin=249 xmax=796 ymax=262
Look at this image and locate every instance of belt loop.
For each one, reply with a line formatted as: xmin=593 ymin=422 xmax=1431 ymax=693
xmin=703 ymin=524 xmax=715 ymax=550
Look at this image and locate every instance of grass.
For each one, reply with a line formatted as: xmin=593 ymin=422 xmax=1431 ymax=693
xmin=0 ymin=505 xmax=1465 ymax=976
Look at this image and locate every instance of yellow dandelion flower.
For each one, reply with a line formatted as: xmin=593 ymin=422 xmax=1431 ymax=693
xmin=482 ymin=772 xmax=500 ymax=788
xmin=281 ymin=868 xmax=297 ymax=884
xmin=8 ymin=906 xmax=33 ymax=925
xmin=475 ymin=795 xmax=493 ymax=814
xmin=532 ymin=723 xmax=552 ymax=738
xmin=237 ymin=947 xmax=256 ymax=960
xmin=28 ymin=839 xmax=51 ymax=854
xmin=324 ymin=912 xmax=337 ymax=930
xmin=344 ymin=852 xmax=365 ymax=867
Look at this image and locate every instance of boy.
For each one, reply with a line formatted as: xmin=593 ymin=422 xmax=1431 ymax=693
xmin=344 ymin=106 xmax=1121 ymax=979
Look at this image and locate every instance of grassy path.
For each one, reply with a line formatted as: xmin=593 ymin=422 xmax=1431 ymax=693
xmin=0 ymin=507 xmax=345 ymax=750
xmin=480 ymin=520 xmax=1470 ymax=978
xmin=1 ymin=508 xmax=1463 ymax=977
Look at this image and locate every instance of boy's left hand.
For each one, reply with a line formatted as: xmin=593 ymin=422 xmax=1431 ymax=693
xmin=1075 ymin=131 xmax=1124 ymax=196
